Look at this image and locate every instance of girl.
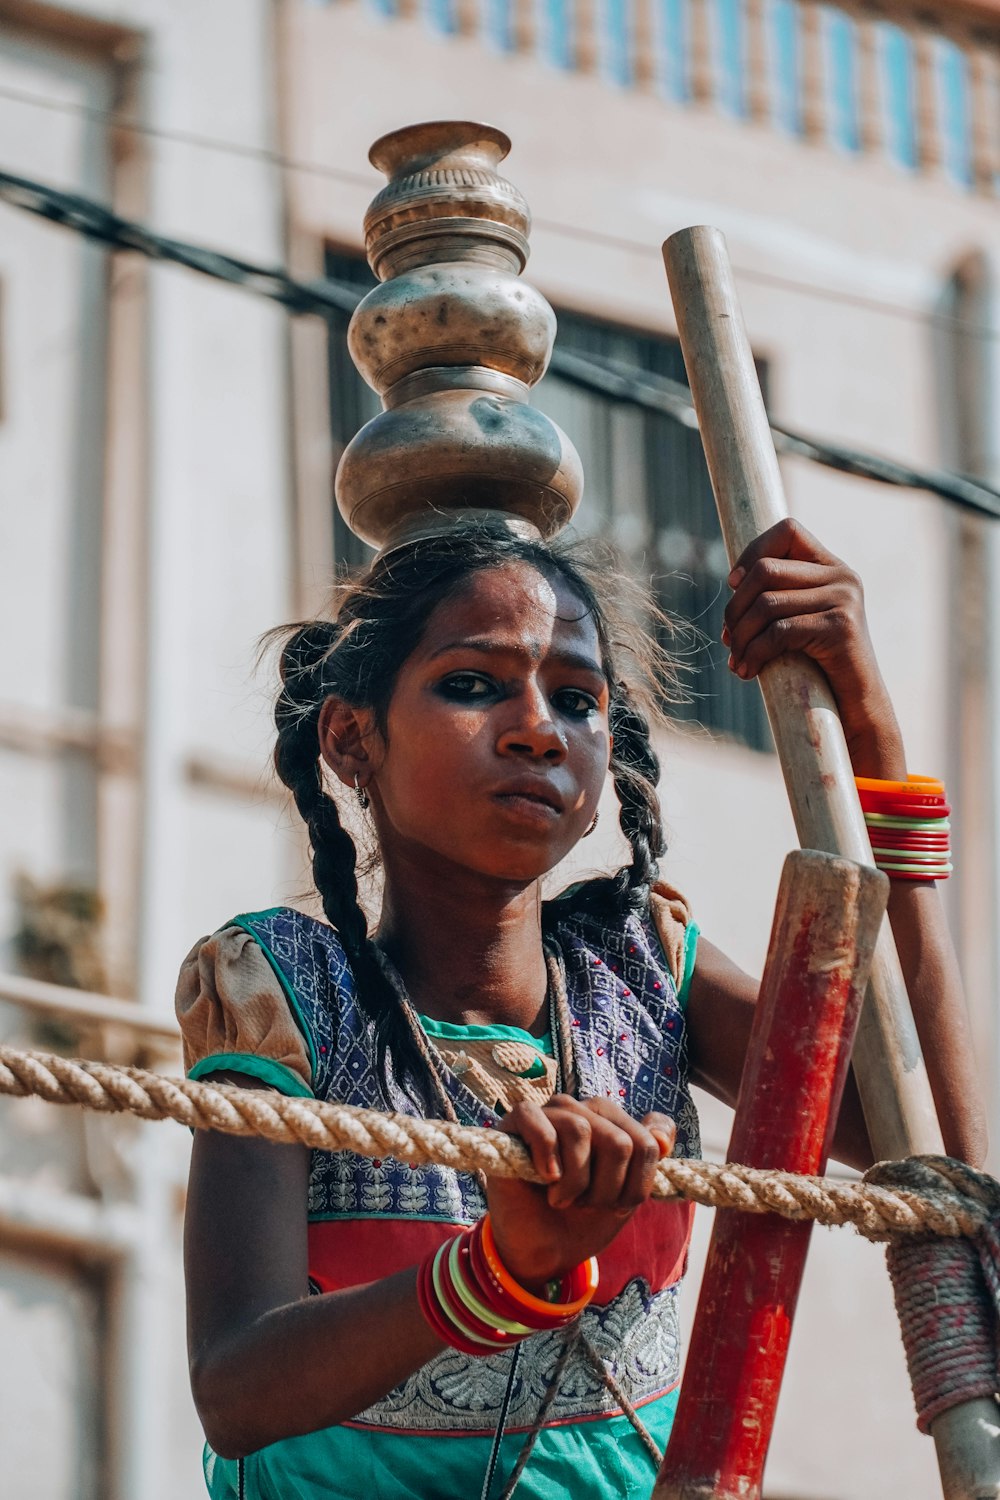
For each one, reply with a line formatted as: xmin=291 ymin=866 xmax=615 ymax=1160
xmin=177 ymin=514 xmax=984 ymax=1500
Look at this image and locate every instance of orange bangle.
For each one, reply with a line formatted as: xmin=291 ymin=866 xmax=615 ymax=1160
xmin=479 ymin=1214 xmax=599 ymax=1320
xmin=854 ymin=774 xmax=944 ymax=797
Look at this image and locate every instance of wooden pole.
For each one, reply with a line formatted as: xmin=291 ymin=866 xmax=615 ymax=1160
xmin=660 ymin=225 xmax=1000 ymax=1500
xmin=662 ymin=224 xmax=937 ymax=1157
xmin=653 ymin=850 xmax=888 ymax=1500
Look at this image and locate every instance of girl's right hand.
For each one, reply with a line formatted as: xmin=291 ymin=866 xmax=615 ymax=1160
xmin=485 ymin=1096 xmax=675 ymax=1289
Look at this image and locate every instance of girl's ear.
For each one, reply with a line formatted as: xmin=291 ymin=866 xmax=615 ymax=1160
xmin=318 ymin=699 xmax=380 ymax=791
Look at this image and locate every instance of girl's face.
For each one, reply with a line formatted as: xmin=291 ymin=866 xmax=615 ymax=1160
xmin=365 ymin=561 xmax=612 ymax=885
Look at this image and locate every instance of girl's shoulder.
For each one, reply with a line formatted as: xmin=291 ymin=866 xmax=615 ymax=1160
xmin=174 ymin=907 xmax=357 ymax=1101
xmin=548 ymin=879 xmax=701 ymax=1157
xmin=548 ymin=877 xmax=699 ymax=1013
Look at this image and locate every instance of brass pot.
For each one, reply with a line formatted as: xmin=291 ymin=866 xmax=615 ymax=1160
xmin=347 ymin=264 xmax=556 ymax=396
xmin=335 ymin=121 xmax=582 ymax=551
xmin=337 ymin=371 xmax=582 ymax=549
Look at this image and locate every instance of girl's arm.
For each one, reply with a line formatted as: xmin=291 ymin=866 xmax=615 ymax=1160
xmin=184 ymin=1077 xmax=673 ymax=1458
xmin=184 ymin=1116 xmax=442 ymax=1459
xmin=685 ymin=518 xmax=987 ymax=1170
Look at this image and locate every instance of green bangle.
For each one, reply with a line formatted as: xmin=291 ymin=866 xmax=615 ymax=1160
xmin=447 ymin=1238 xmax=533 ymax=1338
xmin=874 ymin=860 xmax=953 ymax=875
xmin=431 ymin=1244 xmax=499 ymax=1349
xmin=870 ymin=847 xmax=951 ymax=862
xmin=864 ymin=812 xmax=951 ymax=831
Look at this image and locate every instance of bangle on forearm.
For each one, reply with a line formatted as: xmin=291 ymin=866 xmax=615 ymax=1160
xmin=855 ymin=775 xmax=952 ymax=882
xmin=476 ymin=1214 xmax=598 ymax=1325
xmin=416 ymin=1215 xmax=599 ymax=1355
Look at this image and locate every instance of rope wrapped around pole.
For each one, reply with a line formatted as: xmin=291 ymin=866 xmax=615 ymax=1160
xmin=869 ymin=1157 xmax=1000 ymax=1440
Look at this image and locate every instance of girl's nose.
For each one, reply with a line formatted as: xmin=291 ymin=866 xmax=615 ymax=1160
xmin=496 ymin=691 xmax=567 ymax=761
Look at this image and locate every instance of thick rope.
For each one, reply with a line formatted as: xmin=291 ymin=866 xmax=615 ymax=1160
xmin=3 ymin=1042 xmax=998 ymax=1443
xmin=0 ymin=1042 xmax=993 ymax=1242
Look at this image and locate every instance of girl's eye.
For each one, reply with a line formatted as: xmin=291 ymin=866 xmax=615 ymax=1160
xmin=437 ymin=673 xmax=495 ymax=700
xmin=554 ymin=689 xmax=600 ymax=718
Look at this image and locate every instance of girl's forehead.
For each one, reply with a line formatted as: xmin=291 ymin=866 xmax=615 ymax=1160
xmin=417 ymin=562 xmax=600 ymax=658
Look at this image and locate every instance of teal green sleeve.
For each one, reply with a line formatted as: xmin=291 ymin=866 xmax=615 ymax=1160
xmin=187 ymin=1052 xmax=314 ymax=1098
xmin=676 ymin=921 xmax=700 ymax=1012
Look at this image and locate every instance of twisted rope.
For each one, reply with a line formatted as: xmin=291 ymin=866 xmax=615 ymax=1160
xmin=0 ymin=1043 xmax=992 ymax=1242
xmin=3 ymin=1042 xmax=998 ymax=1443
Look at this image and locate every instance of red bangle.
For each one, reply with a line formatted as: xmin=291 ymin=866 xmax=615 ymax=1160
xmin=857 ymin=792 xmax=950 ymax=818
xmin=464 ymin=1224 xmax=575 ymax=1332
xmin=871 ymin=830 xmax=950 ymax=844
xmin=466 ymin=1222 xmax=539 ymax=1325
xmin=855 ymin=775 xmax=947 ymax=810
xmin=416 ymin=1218 xmax=600 ymax=1355
xmin=416 ymin=1251 xmax=489 ymax=1357
xmin=478 ymin=1216 xmax=598 ymax=1326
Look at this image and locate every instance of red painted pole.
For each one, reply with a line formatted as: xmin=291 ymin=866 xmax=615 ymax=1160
xmin=652 ymin=849 xmax=888 ymax=1500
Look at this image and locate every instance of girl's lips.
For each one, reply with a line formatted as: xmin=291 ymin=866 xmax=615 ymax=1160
xmin=493 ymin=791 xmax=562 ymax=823
xmin=492 ymin=778 xmax=565 ymax=812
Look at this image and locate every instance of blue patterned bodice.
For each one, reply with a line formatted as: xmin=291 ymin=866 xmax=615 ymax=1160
xmin=224 ymin=896 xmax=701 ymax=1433
xmin=230 ymin=898 xmax=700 ymax=1223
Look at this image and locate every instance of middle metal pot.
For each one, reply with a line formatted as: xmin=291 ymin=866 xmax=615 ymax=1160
xmin=335 ymin=369 xmax=583 ymax=549
xmin=348 ymin=262 xmax=557 ymax=395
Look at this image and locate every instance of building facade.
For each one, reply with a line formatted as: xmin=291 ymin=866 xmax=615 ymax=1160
xmin=0 ymin=0 xmax=998 ymax=1494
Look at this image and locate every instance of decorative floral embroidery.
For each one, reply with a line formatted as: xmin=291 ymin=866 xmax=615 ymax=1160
xmin=348 ymin=1278 xmax=682 ymax=1434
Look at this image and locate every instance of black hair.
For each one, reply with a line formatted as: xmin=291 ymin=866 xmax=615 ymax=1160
xmin=270 ymin=517 xmax=680 ymax=1106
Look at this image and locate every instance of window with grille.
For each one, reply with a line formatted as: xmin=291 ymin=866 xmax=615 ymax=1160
xmin=325 ymin=250 xmax=771 ymax=752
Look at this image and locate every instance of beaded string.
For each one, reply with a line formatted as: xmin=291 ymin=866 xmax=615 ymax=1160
xmin=494 ymin=1327 xmax=582 ymax=1500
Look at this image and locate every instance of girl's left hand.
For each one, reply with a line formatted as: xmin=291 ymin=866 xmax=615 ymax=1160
xmin=486 ymin=1097 xmax=676 ymax=1289
xmin=722 ymin=517 xmax=905 ymax=779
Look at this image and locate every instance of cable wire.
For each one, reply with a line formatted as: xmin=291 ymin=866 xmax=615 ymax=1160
xmin=2 ymin=77 xmax=998 ymax=342
xmin=2 ymin=164 xmax=999 ymax=521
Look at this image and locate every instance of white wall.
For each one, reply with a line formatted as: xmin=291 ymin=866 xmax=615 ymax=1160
xmin=0 ymin=2 xmax=296 ymax=1495
xmin=0 ymin=29 xmax=112 ymax=944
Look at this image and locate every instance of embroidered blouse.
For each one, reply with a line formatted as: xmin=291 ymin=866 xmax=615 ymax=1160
xmin=176 ymin=884 xmax=701 ymax=1500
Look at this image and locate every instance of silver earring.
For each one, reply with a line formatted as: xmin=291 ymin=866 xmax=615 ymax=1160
xmin=354 ymin=773 xmax=369 ymax=810
xmin=584 ymin=810 xmax=599 ymax=836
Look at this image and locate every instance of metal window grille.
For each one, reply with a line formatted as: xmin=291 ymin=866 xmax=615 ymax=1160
xmin=325 ymin=250 xmax=772 ymax=751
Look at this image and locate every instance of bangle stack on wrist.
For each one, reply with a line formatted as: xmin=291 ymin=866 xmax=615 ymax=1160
xmin=855 ymin=775 xmax=952 ymax=882
xmin=416 ymin=1213 xmax=599 ymax=1356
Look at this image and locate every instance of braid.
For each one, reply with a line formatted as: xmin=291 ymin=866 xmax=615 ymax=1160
xmin=274 ymin=625 xmax=434 ymax=1106
xmin=551 ymin=685 xmax=665 ymax=925
xmin=608 ymin=687 xmax=665 ymax=909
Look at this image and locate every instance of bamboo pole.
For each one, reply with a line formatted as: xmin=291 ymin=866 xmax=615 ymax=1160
xmin=659 ymin=224 xmax=1000 ymax=1500
xmin=662 ymin=225 xmax=938 ymax=1156
xmin=654 ymin=850 xmax=888 ymax=1500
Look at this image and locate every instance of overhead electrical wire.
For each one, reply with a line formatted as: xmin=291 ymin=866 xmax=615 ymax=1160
xmin=1 ymin=164 xmax=998 ymax=521
xmin=1 ymin=79 xmax=998 ymax=343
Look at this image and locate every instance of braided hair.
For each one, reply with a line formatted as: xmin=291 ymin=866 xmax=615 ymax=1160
xmin=270 ymin=518 xmax=681 ymax=1104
